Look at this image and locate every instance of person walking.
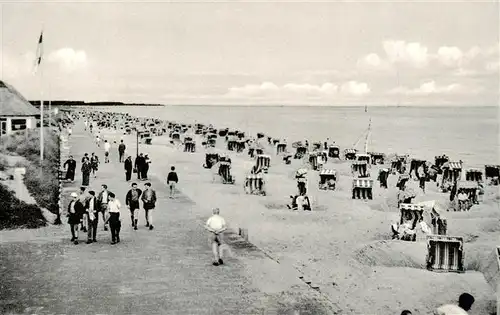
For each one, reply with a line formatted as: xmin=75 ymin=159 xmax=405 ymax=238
xmin=96 ymin=133 xmax=101 ymax=148
xmin=167 ymin=166 xmax=178 ymax=198
xmin=86 ymin=190 xmax=98 ymax=244
xmin=205 ymin=208 xmax=227 ymax=266
xmin=67 ymin=192 xmax=85 ymax=245
xmin=141 ymin=182 xmax=157 ymax=230
xmin=78 ymin=186 xmax=89 ymax=233
xmin=81 ymin=158 xmax=92 ymax=186
xmin=105 ymin=192 xmax=122 ymax=245
xmin=125 ymin=183 xmax=142 ymax=230
xmin=90 ymin=153 xmax=99 ymax=178
xmin=142 ymin=154 xmax=151 ymax=180
xmin=81 ymin=153 xmax=89 ymax=163
xmin=135 ymin=153 xmax=145 ymax=180
xmin=104 ymin=140 xmax=111 ymax=163
xmin=118 ymin=140 xmax=126 ymax=163
xmin=63 ymin=155 xmax=77 ymax=182
xmin=124 ymin=156 xmax=133 ymax=181
xmin=418 ymin=164 xmax=426 ymax=193
xmin=97 ymin=184 xmax=112 ymax=231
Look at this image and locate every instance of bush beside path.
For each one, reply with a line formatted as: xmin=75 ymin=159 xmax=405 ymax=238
xmin=0 ymin=120 xmax=339 ymax=315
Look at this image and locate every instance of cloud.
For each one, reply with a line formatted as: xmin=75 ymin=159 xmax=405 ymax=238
xmin=383 ymin=40 xmax=430 ymax=68
xmin=358 ymin=53 xmax=382 ymax=68
xmin=437 ymin=46 xmax=464 ymax=67
xmin=225 ymin=81 xmax=368 ymax=98
xmin=48 ymin=48 xmax=88 ymax=72
xmin=226 ymin=82 xmax=279 ymax=97
xmin=389 ymin=80 xmax=464 ymax=95
xmin=283 ymin=83 xmax=338 ymax=94
xmin=358 ymin=41 xmax=500 ymax=76
xmin=340 ymin=81 xmax=371 ymax=96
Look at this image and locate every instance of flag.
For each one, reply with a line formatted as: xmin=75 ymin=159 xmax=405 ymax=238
xmin=33 ymin=31 xmax=43 ymax=74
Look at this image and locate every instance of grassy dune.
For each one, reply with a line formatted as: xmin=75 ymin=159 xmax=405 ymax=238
xmin=0 ymin=128 xmax=60 ymax=215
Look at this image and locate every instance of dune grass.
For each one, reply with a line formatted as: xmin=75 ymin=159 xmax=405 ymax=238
xmin=0 ymin=155 xmax=8 ymax=171
xmin=0 ymin=183 xmax=46 ymax=229
xmin=0 ymin=128 xmax=60 ymax=214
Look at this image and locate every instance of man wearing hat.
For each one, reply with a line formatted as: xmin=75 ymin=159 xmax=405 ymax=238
xmin=68 ymin=192 xmax=85 ymax=245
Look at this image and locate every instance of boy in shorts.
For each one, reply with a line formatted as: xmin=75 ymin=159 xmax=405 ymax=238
xmin=205 ymin=208 xmax=227 ymax=266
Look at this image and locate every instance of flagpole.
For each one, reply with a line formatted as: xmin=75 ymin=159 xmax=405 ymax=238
xmin=48 ymin=83 xmax=51 ymax=130
xmin=40 ymin=65 xmax=44 ymax=161
xmin=37 ymin=28 xmax=44 ymax=162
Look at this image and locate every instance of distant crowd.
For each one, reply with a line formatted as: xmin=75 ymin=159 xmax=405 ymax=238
xmin=62 ymin=112 xmax=227 ymax=266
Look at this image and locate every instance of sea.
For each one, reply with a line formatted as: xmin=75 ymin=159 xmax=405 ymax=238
xmin=96 ymin=105 xmax=499 ymax=167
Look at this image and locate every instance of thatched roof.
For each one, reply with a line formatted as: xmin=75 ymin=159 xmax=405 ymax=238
xmin=0 ymin=81 xmax=39 ymax=117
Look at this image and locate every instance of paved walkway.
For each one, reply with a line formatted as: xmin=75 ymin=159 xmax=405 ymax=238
xmin=0 ymin=120 xmax=339 ymax=315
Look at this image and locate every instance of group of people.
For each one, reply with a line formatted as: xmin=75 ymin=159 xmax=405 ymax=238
xmin=67 ymin=181 xmax=158 ymax=245
xmin=77 ymin=112 xmax=229 ymax=266
xmin=63 ymin=153 xmax=100 ymax=186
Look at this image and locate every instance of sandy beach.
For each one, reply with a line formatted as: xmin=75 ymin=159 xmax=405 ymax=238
xmin=91 ymin=112 xmax=498 ymax=315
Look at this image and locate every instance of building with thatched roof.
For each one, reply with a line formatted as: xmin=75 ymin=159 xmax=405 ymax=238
xmin=0 ymin=80 xmax=39 ymax=136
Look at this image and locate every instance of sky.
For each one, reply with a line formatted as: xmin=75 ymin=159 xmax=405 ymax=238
xmin=0 ymin=0 xmax=498 ymax=106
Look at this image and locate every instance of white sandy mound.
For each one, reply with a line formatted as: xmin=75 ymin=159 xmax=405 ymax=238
xmin=353 ymin=240 xmax=426 ymax=268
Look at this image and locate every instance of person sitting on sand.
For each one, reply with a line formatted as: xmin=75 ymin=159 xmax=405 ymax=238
xmin=435 ymin=292 xmax=475 ymax=315
xmin=391 ymin=222 xmax=400 ymax=239
xmin=401 ymin=223 xmax=416 ymax=241
xmin=287 ymin=195 xmax=298 ymax=210
xmin=290 ymin=194 xmax=312 ymax=211
xmin=301 ymin=195 xmax=312 ymax=211
xmin=205 ymin=208 xmax=227 ymax=266
xmin=457 ymin=191 xmax=468 ymax=211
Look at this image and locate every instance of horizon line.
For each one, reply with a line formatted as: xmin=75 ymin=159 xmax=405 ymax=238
xmin=29 ymin=100 xmax=499 ymax=108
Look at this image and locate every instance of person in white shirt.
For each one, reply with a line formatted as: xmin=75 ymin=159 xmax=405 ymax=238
xmin=205 ymin=208 xmax=227 ymax=266
xmin=435 ymin=292 xmax=474 ymax=315
xmin=105 ymin=192 xmax=122 ymax=244
xmin=104 ymin=140 xmax=111 ymax=163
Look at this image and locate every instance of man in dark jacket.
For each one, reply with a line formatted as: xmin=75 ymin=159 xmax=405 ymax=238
xmin=63 ymin=155 xmax=77 ymax=182
xmin=124 ymin=156 xmax=133 ymax=181
xmin=86 ymin=190 xmax=98 ymax=243
xmin=134 ymin=153 xmax=145 ymax=180
xmin=81 ymin=159 xmax=92 ymax=186
xmin=167 ymin=166 xmax=178 ymax=198
xmin=125 ymin=183 xmax=142 ymax=230
xmin=118 ymin=140 xmax=126 ymax=163
xmin=141 ymin=182 xmax=157 ymax=230
xmin=68 ymin=192 xmax=85 ymax=245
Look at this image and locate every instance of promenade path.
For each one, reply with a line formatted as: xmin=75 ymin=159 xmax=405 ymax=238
xmin=0 ymin=121 xmax=339 ymax=315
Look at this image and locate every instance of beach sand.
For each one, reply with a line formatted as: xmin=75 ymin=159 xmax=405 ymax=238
xmin=99 ymin=123 xmax=498 ymax=315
